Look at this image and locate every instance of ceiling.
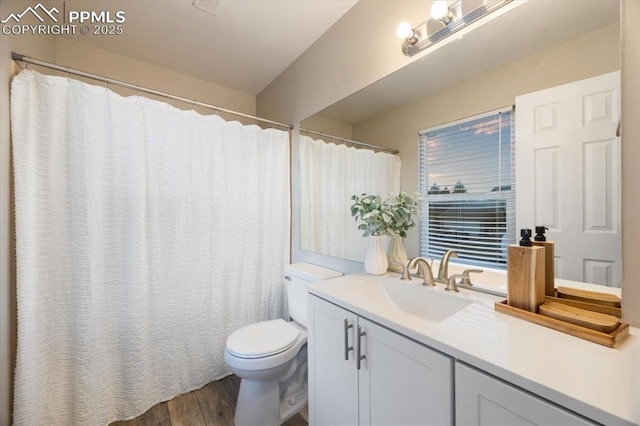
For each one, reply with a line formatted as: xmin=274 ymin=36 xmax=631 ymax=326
xmin=315 ymin=0 xmax=619 ymax=125
xmin=63 ymin=0 xmax=358 ymax=96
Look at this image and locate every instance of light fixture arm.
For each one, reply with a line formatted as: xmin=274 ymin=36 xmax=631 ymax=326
xmin=439 ymin=8 xmax=455 ymax=25
xmin=431 ymin=1 xmax=455 ymax=25
xmin=406 ymin=28 xmax=421 ymax=45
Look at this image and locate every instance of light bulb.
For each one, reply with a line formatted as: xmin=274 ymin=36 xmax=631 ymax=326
xmin=431 ymin=1 xmax=451 ymax=21
xmin=396 ymin=21 xmax=413 ymax=40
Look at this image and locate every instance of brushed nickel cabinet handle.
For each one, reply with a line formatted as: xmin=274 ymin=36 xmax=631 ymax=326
xmin=343 ymin=319 xmax=353 ymax=361
xmin=356 ymin=325 xmax=366 ymax=370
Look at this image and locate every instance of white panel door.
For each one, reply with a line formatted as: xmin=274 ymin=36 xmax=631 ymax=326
xmin=358 ymin=317 xmax=453 ymax=426
xmin=516 ymin=71 xmax=621 ymax=287
xmin=308 ymin=295 xmax=358 ymax=426
xmin=455 ymin=362 xmax=596 ymax=425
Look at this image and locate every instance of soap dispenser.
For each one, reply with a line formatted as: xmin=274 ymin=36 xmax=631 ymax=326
xmin=507 ymin=228 xmax=545 ymax=312
xmin=532 ymin=226 xmax=555 ymax=297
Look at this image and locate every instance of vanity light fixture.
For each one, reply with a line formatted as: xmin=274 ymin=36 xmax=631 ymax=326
xmin=399 ymin=0 xmax=513 ymax=57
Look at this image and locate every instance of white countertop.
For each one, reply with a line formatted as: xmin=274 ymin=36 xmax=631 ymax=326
xmin=308 ymin=273 xmax=640 ymax=426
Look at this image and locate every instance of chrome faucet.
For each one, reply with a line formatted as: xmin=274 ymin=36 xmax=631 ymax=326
xmin=436 ymin=250 xmax=458 ymax=284
xmin=408 ymin=257 xmax=436 ymax=287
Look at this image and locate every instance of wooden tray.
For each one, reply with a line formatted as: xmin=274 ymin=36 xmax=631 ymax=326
xmin=555 ymin=286 xmax=621 ymax=308
xmin=544 ymin=295 xmax=622 ymax=318
xmin=539 ymin=301 xmax=620 ymax=334
xmin=494 ymin=300 xmax=629 ymax=348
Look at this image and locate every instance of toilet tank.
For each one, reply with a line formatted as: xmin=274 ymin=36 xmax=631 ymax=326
xmin=285 ymin=262 xmax=342 ymax=328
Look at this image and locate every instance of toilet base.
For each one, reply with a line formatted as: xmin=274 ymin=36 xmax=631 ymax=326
xmin=234 ymin=378 xmax=307 ymax=426
xmin=279 ymin=384 xmax=308 ymax=424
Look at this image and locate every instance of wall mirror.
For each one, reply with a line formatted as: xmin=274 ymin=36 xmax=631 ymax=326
xmin=300 ymin=0 xmax=621 ymax=287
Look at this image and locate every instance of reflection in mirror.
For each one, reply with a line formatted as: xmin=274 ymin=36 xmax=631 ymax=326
xmin=515 ymin=71 xmax=621 ymax=287
xmin=419 ymin=107 xmax=515 ymax=270
xmin=298 ymin=130 xmax=400 ymax=262
xmin=300 ymin=0 xmax=621 ymax=287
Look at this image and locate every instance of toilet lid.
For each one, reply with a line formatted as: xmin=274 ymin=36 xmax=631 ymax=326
xmin=226 ymin=319 xmax=300 ymax=359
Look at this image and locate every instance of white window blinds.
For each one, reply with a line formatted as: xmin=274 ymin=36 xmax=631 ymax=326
xmin=419 ymin=107 xmax=515 ymax=268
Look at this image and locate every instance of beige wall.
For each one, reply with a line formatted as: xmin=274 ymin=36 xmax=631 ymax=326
xmin=621 ymin=1 xmax=640 ymax=326
xmin=56 ymin=37 xmax=256 ymax=119
xmin=352 ymin=23 xmax=620 ymax=260
xmin=1 ymin=31 xmax=257 ymax=425
xmin=300 ymin=114 xmax=352 ymax=140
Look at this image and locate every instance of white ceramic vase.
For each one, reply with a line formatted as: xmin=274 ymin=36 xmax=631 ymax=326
xmin=387 ymin=235 xmax=408 ymax=272
xmin=364 ymin=235 xmax=388 ymax=275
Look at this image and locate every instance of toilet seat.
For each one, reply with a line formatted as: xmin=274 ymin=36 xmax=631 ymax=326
xmin=226 ymin=319 xmax=300 ymax=359
xmin=224 ymin=320 xmax=307 ymax=372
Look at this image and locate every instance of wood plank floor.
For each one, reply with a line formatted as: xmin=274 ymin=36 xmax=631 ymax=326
xmin=110 ymin=375 xmax=308 ymax=426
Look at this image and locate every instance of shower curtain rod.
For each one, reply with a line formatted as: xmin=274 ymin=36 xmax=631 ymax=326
xmin=11 ymin=52 xmax=293 ymax=130
xmin=300 ymin=128 xmax=399 ymax=154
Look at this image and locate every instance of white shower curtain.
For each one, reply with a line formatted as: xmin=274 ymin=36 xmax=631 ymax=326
xmin=299 ymin=135 xmax=401 ymax=261
xmin=10 ymin=70 xmax=290 ymax=425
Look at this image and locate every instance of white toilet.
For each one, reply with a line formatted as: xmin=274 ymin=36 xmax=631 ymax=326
xmin=224 ymin=262 xmax=342 ymax=426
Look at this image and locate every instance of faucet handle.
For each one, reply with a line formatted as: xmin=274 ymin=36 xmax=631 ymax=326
xmin=445 ymin=273 xmax=468 ymax=293
xmin=392 ymin=261 xmax=412 ymax=281
xmin=461 ymin=268 xmax=483 ymax=286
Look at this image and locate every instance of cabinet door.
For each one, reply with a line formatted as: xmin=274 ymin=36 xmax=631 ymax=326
xmin=455 ymin=362 xmax=596 ymax=425
xmin=358 ymin=317 xmax=454 ymax=426
xmin=308 ymin=295 xmax=359 ymax=426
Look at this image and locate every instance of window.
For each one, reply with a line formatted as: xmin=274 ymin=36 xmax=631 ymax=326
xmin=419 ymin=108 xmax=515 ymax=269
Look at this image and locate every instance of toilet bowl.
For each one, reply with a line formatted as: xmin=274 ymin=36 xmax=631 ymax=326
xmin=224 ymin=263 xmax=341 ymax=426
xmin=224 ymin=319 xmax=308 ymax=426
xmin=225 ymin=319 xmax=307 ymax=381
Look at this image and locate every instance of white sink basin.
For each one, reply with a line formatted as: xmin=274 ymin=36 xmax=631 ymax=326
xmin=343 ymin=277 xmax=474 ymax=323
xmin=380 ymin=279 xmax=473 ymax=322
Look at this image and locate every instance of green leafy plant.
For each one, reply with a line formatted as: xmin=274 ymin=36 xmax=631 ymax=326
xmin=385 ymin=191 xmax=421 ymax=238
xmin=350 ymin=194 xmax=392 ymax=237
xmin=350 ymin=192 xmax=421 ymax=238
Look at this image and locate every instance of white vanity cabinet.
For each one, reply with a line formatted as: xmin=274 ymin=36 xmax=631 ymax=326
xmin=308 ymin=294 xmax=454 ymax=426
xmin=455 ymin=362 xmax=596 ymax=425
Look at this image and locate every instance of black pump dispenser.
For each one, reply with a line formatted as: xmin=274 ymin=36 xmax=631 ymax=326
xmin=519 ymin=228 xmax=533 ymax=247
xmin=535 ymin=226 xmax=549 ymax=241
xmin=532 ymin=225 xmax=555 ymax=296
